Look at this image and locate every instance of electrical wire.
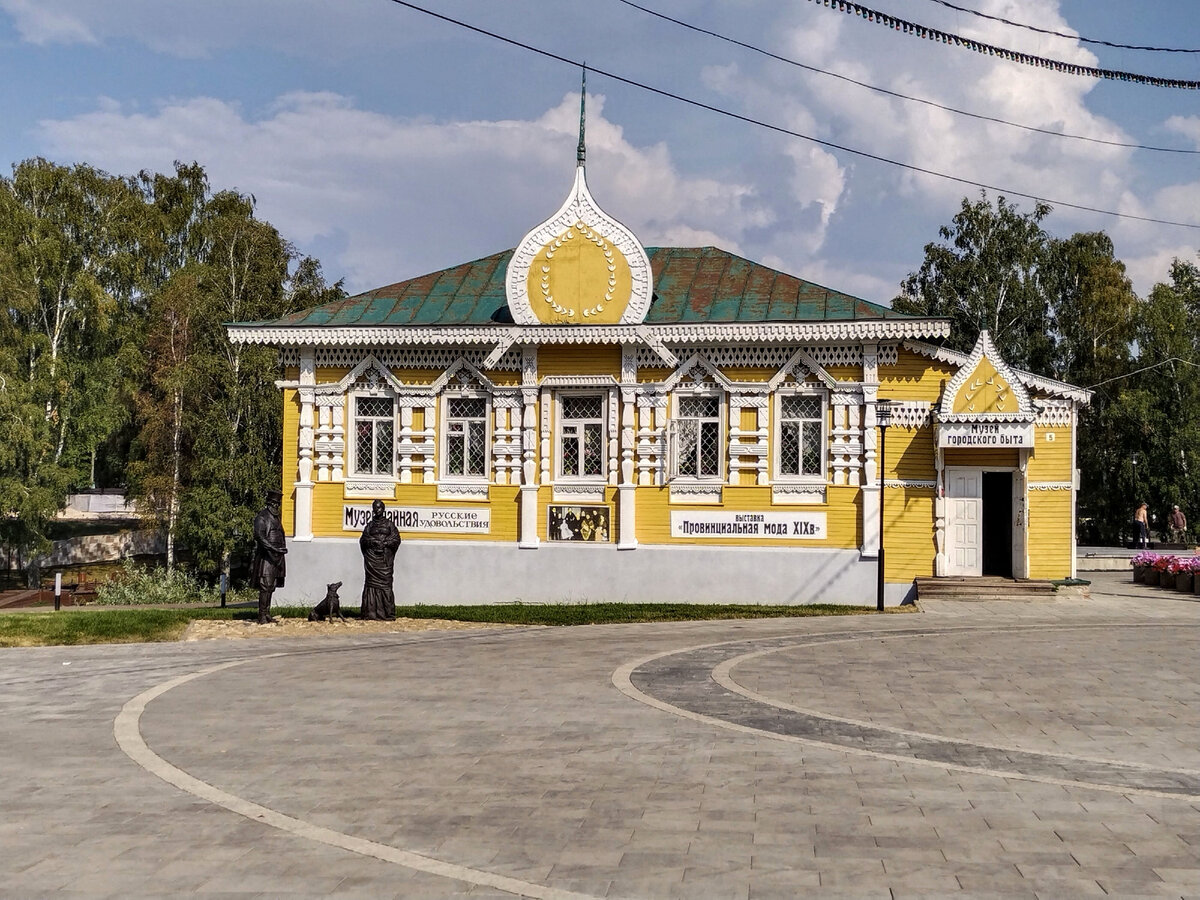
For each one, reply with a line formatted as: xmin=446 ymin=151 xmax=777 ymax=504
xmin=613 ymin=0 xmax=1200 ymax=156
xmin=383 ymin=0 xmax=1200 ymax=231
xmin=1087 ymin=358 xmax=1200 ymax=390
xmin=923 ymin=0 xmax=1200 ymax=54
xmin=806 ymin=0 xmax=1200 ymax=89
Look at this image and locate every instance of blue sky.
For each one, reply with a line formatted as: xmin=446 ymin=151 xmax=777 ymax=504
xmin=2 ymin=0 xmax=1199 ymax=305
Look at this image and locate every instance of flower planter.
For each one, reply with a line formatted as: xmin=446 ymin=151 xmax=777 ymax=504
xmin=1194 ymin=575 xmax=1200 ymax=595
xmin=1176 ymin=572 xmax=1195 ymax=592
xmin=1145 ymin=569 xmax=1161 ymax=586
xmin=1133 ymin=565 xmax=1147 ymax=583
xmin=1161 ymin=571 xmax=1176 ymax=590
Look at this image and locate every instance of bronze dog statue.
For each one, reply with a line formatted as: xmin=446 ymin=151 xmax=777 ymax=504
xmin=308 ymin=581 xmax=344 ymax=621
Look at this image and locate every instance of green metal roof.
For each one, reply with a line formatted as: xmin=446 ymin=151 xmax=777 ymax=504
xmin=254 ymin=247 xmax=914 ymax=328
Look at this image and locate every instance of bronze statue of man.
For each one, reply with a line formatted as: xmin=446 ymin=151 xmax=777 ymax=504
xmin=359 ymin=499 xmax=401 ymax=620
xmin=251 ymin=489 xmax=288 ymax=624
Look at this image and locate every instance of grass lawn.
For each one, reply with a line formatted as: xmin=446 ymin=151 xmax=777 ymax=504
xmin=0 ymin=601 xmax=900 ymax=647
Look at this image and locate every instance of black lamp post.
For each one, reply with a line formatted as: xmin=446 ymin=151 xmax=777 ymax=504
xmin=876 ymin=399 xmax=893 ymax=612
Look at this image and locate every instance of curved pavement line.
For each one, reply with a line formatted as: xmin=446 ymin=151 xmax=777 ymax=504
xmin=713 ymin=631 xmax=1200 ymax=779
xmin=115 ymin=657 xmax=599 ymax=900
xmin=612 ymin=623 xmax=1200 ymax=802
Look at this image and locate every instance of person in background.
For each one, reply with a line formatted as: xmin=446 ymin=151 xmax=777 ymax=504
xmin=1133 ymin=501 xmax=1150 ymax=549
xmin=1168 ymin=504 xmax=1187 ymax=544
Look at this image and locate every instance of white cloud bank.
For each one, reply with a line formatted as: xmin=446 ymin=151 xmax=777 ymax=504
xmin=39 ymin=91 xmax=784 ymax=293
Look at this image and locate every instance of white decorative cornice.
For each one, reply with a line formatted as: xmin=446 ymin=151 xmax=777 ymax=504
xmin=230 ymin=319 xmax=951 ymax=349
xmin=772 ymin=484 xmax=827 ymax=505
xmin=538 ymin=374 xmax=620 ymax=388
xmin=884 ymin=479 xmax=936 ymax=489
xmin=904 ymin=340 xmax=1092 ymax=405
xmin=324 ymin=354 xmax=406 ymax=396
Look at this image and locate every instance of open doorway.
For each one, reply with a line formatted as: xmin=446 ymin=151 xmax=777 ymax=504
xmin=981 ymin=471 xmax=1013 ymax=577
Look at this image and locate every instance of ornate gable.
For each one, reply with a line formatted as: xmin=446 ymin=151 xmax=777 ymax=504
xmin=938 ymin=331 xmax=1033 ymax=422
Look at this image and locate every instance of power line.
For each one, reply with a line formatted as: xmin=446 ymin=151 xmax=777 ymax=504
xmin=613 ymin=0 xmax=1200 ymax=156
xmin=807 ymin=0 xmax=1200 ymax=90
xmin=923 ymin=0 xmax=1200 ymax=54
xmin=382 ymin=0 xmax=1200 ymax=231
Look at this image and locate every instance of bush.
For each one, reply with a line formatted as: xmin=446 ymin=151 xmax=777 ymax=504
xmin=94 ymin=560 xmax=223 ymax=606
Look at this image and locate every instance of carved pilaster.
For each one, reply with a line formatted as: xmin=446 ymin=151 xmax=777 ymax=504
xmin=934 ymin=446 xmax=947 ymax=575
xmin=398 ymin=406 xmax=415 ymax=484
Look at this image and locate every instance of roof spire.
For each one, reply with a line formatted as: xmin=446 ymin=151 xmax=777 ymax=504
xmin=577 ymin=65 xmax=587 ymax=167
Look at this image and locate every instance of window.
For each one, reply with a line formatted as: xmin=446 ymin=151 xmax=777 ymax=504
xmin=444 ymin=397 xmax=488 ymax=478
xmin=674 ymin=395 xmax=722 ymax=478
xmin=778 ymin=394 xmax=823 ymax=478
xmin=353 ymin=395 xmax=395 ymax=476
xmin=559 ymin=394 xmax=605 ymax=479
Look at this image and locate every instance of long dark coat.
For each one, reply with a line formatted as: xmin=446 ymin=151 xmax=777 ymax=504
xmin=251 ymin=506 xmax=287 ymax=589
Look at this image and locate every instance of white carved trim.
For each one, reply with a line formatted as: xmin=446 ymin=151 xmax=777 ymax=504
xmin=771 ymin=484 xmax=827 ymax=505
xmin=1035 ymin=399 xmax=1073 ymax=426
xmin=884 ymin=479 xmax=936 ymax=489
xmin=889 ymin=401 xmax=934 ymax=429
xmin=436 ymin=482 xmax=491 ymax=501
xmin=230 ymin=320 xmax=952 ymax=349
xmin=539 ymin=374 xmax=620 ymax=387
xmin=505 ymin=166 xmax=653 ymax=326
xmin=430 ymin=357 xmax=496 ymax=394
xmin=552 ymin=484 xmax=607 ymax=503
xmin=905 ymin=340 xmax=1092 ymax=404
xmin=343 ymin=479 xmax=395 ymax=499
xmin=1028 ymin=481 xmax=1073 ymax=491
xmin=660 ymin=353 xmax=737 ymax=393
xmin=768 ymin=347 xmax=838 ymax=391
xmin=668 ymin=483 xmax=724 ymax=504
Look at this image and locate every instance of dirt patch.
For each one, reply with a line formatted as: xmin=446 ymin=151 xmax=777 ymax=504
xmin=181 ymin=616 xmax=522 ymax=641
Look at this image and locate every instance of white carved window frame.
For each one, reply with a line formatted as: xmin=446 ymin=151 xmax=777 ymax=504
xmin=439 ymin=389 xmax=492 ymax=484
xmin=667 ymin=385 xmax=726 ymax=484
xmin=347 ymin=387 xmax=398 ymax=484
xmin=555 ymin=389 xmax=611 ymax=484
xmin=772 ymin=386 xmax=828 ymax=486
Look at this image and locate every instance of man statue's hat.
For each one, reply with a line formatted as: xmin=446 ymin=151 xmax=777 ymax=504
xmin=266 ymin=489 xmax=283 ymax=502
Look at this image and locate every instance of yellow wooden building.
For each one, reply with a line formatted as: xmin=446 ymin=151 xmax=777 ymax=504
xmin=228 ymin=134 xmax=1090 ymax=606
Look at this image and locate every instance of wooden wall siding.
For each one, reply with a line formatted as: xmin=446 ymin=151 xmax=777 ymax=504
xmin=943 ymin=448 xmax=1020 ymax=469
xmin=317 ymin=366 xmax=351 ymax=384
xmin=825 ymin=364 xmax=861 ymax=383
xmin=538 ymin=346 xmax=622 ymax=378
xmin=886 ymin=426 xmax=936 ymax=479
xmin=1028 ymin=489 xmax=1073 ymax=579
xmin=881 ymin=349 xmax=954 ymax=401
xmin=722 ymin=366 xmax=777 ymax=382
xmin=282 ymin=388 xmax=299 ymax=537
xmin=883 ymin=488 xmax=936 ymax=581
xmin=1028 ymin=425 xmax=1073 ymax=481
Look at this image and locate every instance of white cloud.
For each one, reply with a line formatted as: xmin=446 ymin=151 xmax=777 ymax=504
xmin=0 ymin=0 xmax=94 ymax=44
xmin=38 ymin=91 xmax=775 ymax=293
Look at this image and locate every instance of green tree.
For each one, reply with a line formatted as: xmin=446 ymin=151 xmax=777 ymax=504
xmin=894 ymin=192 xmax=1054 ymax=371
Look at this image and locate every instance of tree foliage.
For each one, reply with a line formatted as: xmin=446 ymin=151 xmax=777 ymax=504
xmin=0 ymin=158 xmax=343 ymax=574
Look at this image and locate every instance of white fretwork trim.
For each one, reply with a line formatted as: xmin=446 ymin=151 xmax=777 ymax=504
xmin=231 ymin=319 xmax=950 ymax=349
xmin=1028 ymin=481 xmax=1073 ymax=491
xmin=343 ymin=479 xmax=395 ymax=499
xmin=1035 ymin=400 xmax=1073 ymax=426
xmin=552 ymin=484 xmax=607 ymax=503
xmin=284 ymin=346 xmax=525 ymax=372
xmin=436 ymin=482 xmax=490 ymax=501
xmin=904 ymin=340 xmax=1092 ymax=404
xmin=668 ymin=483 xmax=723 ymax=504
xmin=884 ymin=479 xmax=936 ymax=489
xmin=632 ymin=342 xmax=899 ymax=371
xmin=768 ymin=347 xmax=838 ymax=390
xmin=771 ymin=484 xmax=827 ymax=504
xmin=538 ymin=374 xmax=620 ymax=388
xmin=889 ymin=401 xmax=934 ymax=429
xmin=660 ymin=353 xmax=737 ymax=393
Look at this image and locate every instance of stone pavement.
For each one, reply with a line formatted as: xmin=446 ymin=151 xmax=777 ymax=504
xmin=1 ymin=571 xmax=1198 ymax=898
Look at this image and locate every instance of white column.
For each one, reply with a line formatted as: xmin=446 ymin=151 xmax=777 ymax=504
xmin=860 ymin=343 xmax=880 ymax=558
xmin=519 ymin=344 xmax=541 ymax=549
xmin=618 ymin=387 xmax=638 ymax=550
xmin=293 ymin=347 xmax=315 ymax=541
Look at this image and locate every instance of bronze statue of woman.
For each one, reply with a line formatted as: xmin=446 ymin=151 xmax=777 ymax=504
xmin=359 ymin=499 xmax=401 ymax=619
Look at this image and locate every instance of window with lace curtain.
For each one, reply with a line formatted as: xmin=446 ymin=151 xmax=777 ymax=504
xmin=671 ymin=394 xmax=723 ymax=479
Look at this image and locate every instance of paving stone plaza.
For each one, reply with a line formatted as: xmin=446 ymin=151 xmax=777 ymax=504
xmin=2 ymin=572 xmax=1198 ymax=898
